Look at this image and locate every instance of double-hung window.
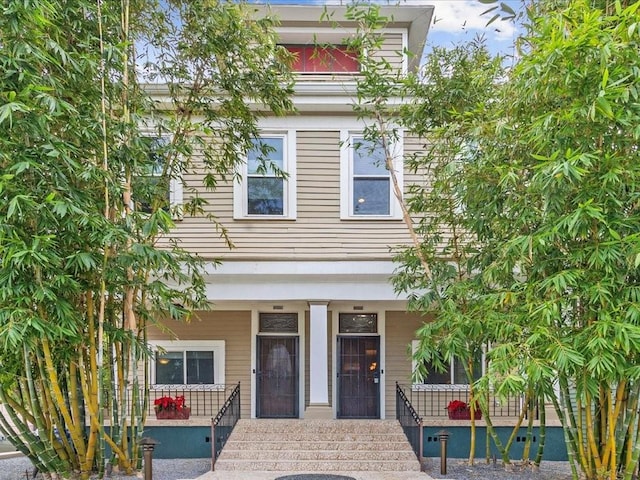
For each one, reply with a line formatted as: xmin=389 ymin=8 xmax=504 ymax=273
xmin=341 ymin=132 xmax=402 ymax=219
xmin=234 ymin=132 xmax=296 ymax=219
xmin=151 ymin=340 xmax=225 ymax=386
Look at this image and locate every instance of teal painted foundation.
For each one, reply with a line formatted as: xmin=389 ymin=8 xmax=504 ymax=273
xmin=139 ymin=426 xmax=213 ymax=459
xmin=108 ymin=425 xmax=568 ymax=461
xmin=422 ymin=426 xmax=568 ymax=461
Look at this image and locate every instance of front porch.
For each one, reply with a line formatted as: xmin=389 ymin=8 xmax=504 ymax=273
xmin=137 ymin=383 xmax=568 ymax=464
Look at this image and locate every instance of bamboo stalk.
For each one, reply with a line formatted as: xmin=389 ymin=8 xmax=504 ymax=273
xmin=78 ymin=354 xmax=133 ymax=473
xmin=584 ymin=388 xmax=603 ymax=474
xmin=522 ymin=386 xmax=535 ymax=461
xmin=41 ymin=340 xmax=88 ymax=464
xmin=534 ymin=392 xmax=546 ymax=466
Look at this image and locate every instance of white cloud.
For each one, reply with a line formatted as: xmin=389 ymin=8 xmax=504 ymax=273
xmin=429 ymin=0 xmax=518 ymax=42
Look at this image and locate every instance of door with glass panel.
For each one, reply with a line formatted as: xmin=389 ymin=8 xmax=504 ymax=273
xmin=336 ymin=313 xmax=380 ymax=419
xmin=256 ymin=336 xmax=299 ymax=418
xmin=255 ymin=313 xmax=299 ymax=418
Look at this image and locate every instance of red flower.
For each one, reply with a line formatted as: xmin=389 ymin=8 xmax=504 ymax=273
xmin=447 ymin=400 xmax=469 ymax=412
xmin=154 ymin=395 xmax=187 ymax=412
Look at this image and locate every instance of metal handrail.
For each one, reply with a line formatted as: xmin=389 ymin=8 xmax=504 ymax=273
xmin=211 ymin=382 xmax=241 ymax=471
xmin=396 ymin=382 xmax=424 ymax=470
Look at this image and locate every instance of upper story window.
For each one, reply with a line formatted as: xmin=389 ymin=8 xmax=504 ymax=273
xmin=284 ymin=45 xmax=359 ymax=73
xmin=340 ymin=132 xmax=403 ymax=219
xmin=234 ymin=132 xmax=297 ymax=219
xmin=133 ymin=136 xmax=183 ymax=214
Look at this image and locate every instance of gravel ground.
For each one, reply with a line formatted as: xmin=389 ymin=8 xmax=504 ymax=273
xmin=422 ymin=457 xmax=576 ymax=480
xmin=1 ymin=456 xmax=211 ymax=480
xmin=1 ymin=456 xmax=577 ymax=480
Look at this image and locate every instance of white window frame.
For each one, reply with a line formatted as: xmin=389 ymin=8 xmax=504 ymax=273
xmin=411 ymin=340 xmax=485 ymax=390
xmin=340 ymin=130 xmax=403 ymax=220
xmin=149 ymin=340 xmax=225 ymax=388
xmin=233 ymin=131 xmax=297 ymax=220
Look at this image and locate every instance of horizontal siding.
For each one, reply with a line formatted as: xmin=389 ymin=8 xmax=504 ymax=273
xmin=163 ymin=128 xmax=423 ymax=260
xmin=148 ymin=311 xmax=252 ymax=418
xmin=372 ymin=32 xmax=404 ymax=71
xmin=384 ymin=310 xmax=428 ymax=419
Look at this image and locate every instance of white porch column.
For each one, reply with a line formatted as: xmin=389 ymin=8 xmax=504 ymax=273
xmin=309 ymin=302 xmax=329 ymax=405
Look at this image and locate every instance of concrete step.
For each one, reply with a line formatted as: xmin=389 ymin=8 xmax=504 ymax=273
xmin=219 ymin=449 xmax=417 ymax=461
xmin=214 ymin=459 xmax=421 ymax=472
xmin=222 ymin=440 xmax=411 ymax=451
xmin=228 ymin=432 xmax=408 ymax=442
xmin=214 ymin=419 xmax=421 ymax=473
xmin=231 ymin=419 xmax=402 ymax=433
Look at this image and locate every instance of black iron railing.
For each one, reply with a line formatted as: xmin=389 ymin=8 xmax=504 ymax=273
xmin=140 ymin=384 xmax=239 ymax=417
xmin=109 ymin=384 xmax=238 ymax=419
xmin=396 ymin=382 xmax=423 ymax=469
xmin=399 ymin=384 xmax=525 ymax=419
xmin=211 ymin=382 xmax=241 ymax=471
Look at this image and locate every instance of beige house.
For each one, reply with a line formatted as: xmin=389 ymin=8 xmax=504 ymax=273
xmin=144 ymin=2 xmax=525 ymax=427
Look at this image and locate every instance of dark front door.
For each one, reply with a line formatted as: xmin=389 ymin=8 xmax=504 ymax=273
xmin=256 ymin=336 xmax=299 ymax=418
xmin=337 ymin=336 xmax=380 ymax=419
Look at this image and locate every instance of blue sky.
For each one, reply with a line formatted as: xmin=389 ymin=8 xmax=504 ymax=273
xmin=424 ymin=0 xmax=522 ymax=57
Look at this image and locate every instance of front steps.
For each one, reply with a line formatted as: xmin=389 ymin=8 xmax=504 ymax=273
xmin=214 ymin=419 xmax=421 ymax=472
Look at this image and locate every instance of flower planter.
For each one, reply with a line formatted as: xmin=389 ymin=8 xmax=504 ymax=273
xmin=447 ymin=408 xmax=481 ymax=420
xmin=155 ymin=407 xmax=191 ymax=420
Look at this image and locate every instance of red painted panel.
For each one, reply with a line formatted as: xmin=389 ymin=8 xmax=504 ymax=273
xmin=284 ymin=45 xmax=359 ymax=73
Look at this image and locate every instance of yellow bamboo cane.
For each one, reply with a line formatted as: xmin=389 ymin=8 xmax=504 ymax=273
xmin=601 ymin=381 xmax=626 ymax=473
xmin=85 ymin=291 xmax=100 ymax=473
xmin=40 ymin=340 xmax=89 ymax=468
xmin=78 ymin=355 xmax=134 ymax=474
xmin=34 ymin=360 xmax=74 ymax=467
xmin=575 ymin=396 xmax=591 ymax=476
xmin=584 ymin=388 xmax=603 ymax=475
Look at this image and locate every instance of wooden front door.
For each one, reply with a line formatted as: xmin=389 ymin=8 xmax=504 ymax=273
xmin=337 ymin=336 xmax=380 ymax=419
xmin=256 ymin=336 xmax=299 ymax=418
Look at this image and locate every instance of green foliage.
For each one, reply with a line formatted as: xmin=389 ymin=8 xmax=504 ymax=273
xmin=349 ymin=0 xmax=640 ymax=476
xmin=0 ymin=0 xmax=293 ymax=477
xmin=475 ymin=3 xmax=640 ymax=477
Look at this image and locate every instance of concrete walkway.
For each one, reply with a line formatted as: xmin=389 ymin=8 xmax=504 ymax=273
xmin=196 ymin=471 xmax=433 ymax=480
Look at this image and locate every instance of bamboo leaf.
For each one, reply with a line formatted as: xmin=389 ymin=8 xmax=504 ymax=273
xmin=500 ymin=2 xmax=516 ymax=16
